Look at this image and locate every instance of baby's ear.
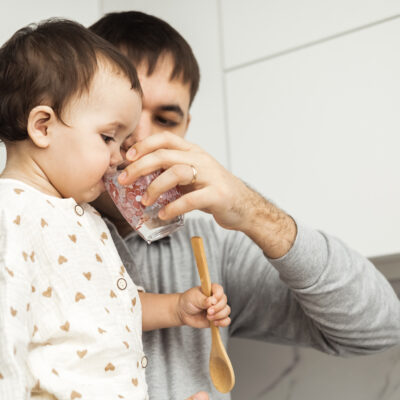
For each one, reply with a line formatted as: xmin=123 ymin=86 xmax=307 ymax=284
xmin=27 ymin=106 xmax=56 ymax=149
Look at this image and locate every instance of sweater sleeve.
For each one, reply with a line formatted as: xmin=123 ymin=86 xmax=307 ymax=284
xmin=0 ymin=209 xmax=35 ymax=398
xmin=224 ymin=222 xmax=400 ymax=355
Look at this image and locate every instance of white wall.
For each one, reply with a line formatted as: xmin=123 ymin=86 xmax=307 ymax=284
xmin=220 ymin=1 xmax=400 ymax=257
xmin=227 ymin=19 xmax=400 ymax=258
xmin=221 ymin=0 xmax=400 ymax=70
xmin=0 ymin=0 xmax=100 ymax=44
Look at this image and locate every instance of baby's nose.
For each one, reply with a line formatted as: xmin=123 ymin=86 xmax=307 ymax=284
xmin=110 ymin=148 xmax=124 ymax=168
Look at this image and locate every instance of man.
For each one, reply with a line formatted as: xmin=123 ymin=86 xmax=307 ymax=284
xmin=90 ymin=11 xmax=400 ymax=400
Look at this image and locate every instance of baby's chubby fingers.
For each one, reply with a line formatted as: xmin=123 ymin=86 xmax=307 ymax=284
xmin=206 ymin=284 xmax=231 ymax=326
xmin=207 ymin=294 xmax=228 ymax=315
xmin=211 ymin=283 xmax=224 ymax=300
xmin=208 ymin=304 xmax=231 ymax=322
xmin=205 ymin=283 xmax=227 ymax=312
xmin=212 ymin=316 xmax=231 ymax=328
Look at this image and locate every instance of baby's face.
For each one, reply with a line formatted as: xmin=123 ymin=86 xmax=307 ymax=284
xmin=45 ymin=64 xmax=141 ymax=203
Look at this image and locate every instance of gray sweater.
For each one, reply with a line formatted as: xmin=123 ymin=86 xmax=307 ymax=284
xmin=106 ymin=216 xmax=400 ymax=400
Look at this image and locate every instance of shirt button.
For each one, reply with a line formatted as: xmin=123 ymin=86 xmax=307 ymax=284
xmin=74 ymin=204 xmax=84 ymax=216
xmin=117 ymin=278 xmax=127 ymax=290
xmin=141 ymin=355 xmax=148 ymax=368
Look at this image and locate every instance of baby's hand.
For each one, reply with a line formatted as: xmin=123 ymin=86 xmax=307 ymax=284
xmin=177 ymin=283 xmax=231 ymax=329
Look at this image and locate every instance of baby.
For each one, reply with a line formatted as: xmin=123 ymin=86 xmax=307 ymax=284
xmin=0 ymin=19 xmax=230 ymax=399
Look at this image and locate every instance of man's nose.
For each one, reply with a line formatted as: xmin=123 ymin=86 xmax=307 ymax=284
xmin=133 ymin=111 xmax=154 ymax=142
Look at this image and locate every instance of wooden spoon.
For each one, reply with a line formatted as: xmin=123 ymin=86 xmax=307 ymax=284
xmin=191 ymin=236 xmax=235 ymax=393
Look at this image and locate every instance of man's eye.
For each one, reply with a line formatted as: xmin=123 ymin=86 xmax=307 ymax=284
xmin=101 ymin=134 xmax=115 ymax=144
xmin=155 ymin=116 xmax=178 ymax=127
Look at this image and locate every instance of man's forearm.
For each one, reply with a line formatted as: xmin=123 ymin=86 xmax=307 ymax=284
xmin=239 ymin=187 xmax=297 ymax=259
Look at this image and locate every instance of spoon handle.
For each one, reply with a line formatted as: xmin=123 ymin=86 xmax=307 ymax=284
xmin=191 ymin=236 xmax=212 ymax=297
xmin=191 ymin=237 xmax=226 ymax=354
xmin=191 ymin=236 xmax=236 ymax=393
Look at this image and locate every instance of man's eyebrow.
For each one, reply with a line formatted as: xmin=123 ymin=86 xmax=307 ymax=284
xmin=158 ymin=105 xmax=184 ymax=118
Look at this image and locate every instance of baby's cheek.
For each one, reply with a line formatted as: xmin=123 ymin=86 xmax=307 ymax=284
xmin=92 ymin=152 xmax=111 ymax=176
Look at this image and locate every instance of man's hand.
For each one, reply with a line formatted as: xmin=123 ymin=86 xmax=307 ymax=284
xmin=177 ymin=283 xmax=231 ymax=329
xmin=119 ymin=132 xmax=249 ymax=230
xmin=119 ymin=132 xmax=297 ymax=258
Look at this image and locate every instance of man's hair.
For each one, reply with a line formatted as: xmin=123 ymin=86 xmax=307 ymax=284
xmin=0 ymin=18 xmax=142 ymax=143
xmin=89 ymin=11 xmax=200 ymax=105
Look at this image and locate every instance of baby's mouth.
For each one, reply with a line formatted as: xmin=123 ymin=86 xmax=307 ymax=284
xmin=103 ymin=169 xmax=118 ymax=181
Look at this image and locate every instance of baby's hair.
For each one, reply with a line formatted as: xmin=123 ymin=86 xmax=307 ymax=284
xmin=0 ymin=18 xmax=142 ymax=143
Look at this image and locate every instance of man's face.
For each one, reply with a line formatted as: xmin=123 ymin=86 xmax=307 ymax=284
xmin=122 ymin=54 xmax=192 ymax=150
xmin=93 ymin=54 xmax=193 ymax=221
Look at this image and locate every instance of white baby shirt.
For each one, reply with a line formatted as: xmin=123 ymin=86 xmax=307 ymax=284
xmin=0 ymin=179 xmax=148 ymax=399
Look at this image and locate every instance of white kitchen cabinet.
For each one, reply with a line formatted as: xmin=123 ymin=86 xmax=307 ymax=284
xmin=220 ymin=0 xmax=400 ymax=70
xmin=226 ymin=18 xmax=400 ymax=257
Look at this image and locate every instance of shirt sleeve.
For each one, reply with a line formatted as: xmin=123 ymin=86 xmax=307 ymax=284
xmin=0 ymin=209 xmax=35 ymax=398
xmin=223 ymin=221 xmax=400 ymax=355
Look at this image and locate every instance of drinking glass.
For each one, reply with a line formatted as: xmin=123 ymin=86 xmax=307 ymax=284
xmin=103 ymin=169 xmax=184 ymax=243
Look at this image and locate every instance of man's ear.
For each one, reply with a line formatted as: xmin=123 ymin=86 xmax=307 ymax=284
xmin=27 ymin=105 xmax=56 ymax=149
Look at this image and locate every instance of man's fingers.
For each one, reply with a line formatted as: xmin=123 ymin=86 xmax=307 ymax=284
xmin=159 ymin=187 xmax=213 ymax=220
xmin=142 ymin=164 xmax=198 ymax=206
xmin=119 ymin=148 xmax=194 ymax=185
xmin=126 ymin=131 xmax=192 ymax=161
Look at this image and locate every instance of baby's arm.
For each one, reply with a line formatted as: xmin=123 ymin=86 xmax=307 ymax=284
xmin=139 ymin=283 xmax=231 ymax=331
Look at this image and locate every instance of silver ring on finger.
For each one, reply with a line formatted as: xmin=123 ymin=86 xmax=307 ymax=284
xmin=190 ymin=165 xmax=198 ymax=184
